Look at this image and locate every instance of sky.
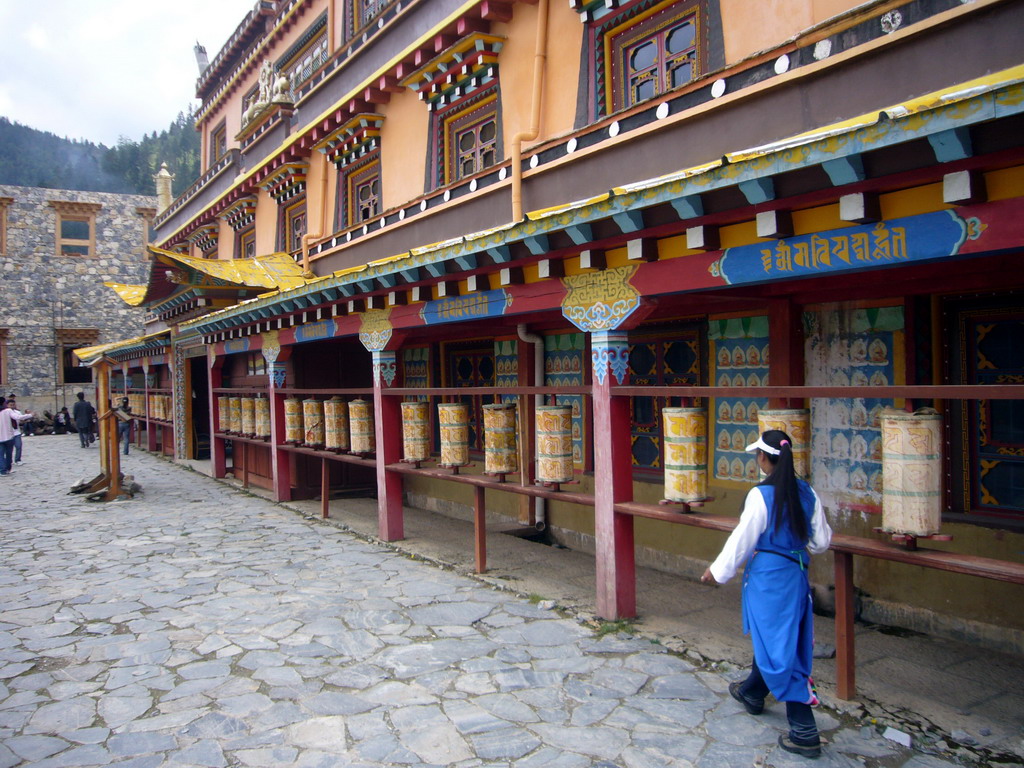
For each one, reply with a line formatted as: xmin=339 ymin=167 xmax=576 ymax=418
xmin=0 ymin=0 xmax=257 ymax=146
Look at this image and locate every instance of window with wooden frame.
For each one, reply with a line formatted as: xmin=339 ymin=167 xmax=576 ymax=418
xmin=237 ymin=227 xmax=256 ymax=260
xmin=0 ymin=197 xmax=11 ymax=256
xmin=346 ymin=0 xmax=394 ymax=38
xmin=628 ymin=323 xmax=705 ymax=472
xmin=435 ymin=88 xmax=500 ymax=187
xmin=946 ymin=297 xmax=1024 ymax=522
xmin=444 ymin=340 xmax=496 ymax=453
xmin=56 ymin=328 xmax=99 ymax=385
xmin=279 ymin=197 xmax=307 ymax=255
xmin=337 ymin=153 xmax=381 ymax=229
xmin=278 ymin=13 xmax=329 ymax=94
xmin=591 ymin=0 xmax=704 ymax=116
xmin=50 ymin=200 xmax=101 ymax=257
xmin=210 ymin=121 xmax=228 ymax=166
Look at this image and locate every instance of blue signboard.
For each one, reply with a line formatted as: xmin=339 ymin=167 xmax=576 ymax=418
xmin=419 ymin=289 xmax=510 ymax=326
xmin=712 ymin=211 xmax=967 ymax=286
xmin=294 ymin=319 xmax=336 ymax=344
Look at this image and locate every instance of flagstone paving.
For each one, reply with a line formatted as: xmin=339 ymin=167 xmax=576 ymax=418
xmin=0 ymin=437 xmax=998 ymax=767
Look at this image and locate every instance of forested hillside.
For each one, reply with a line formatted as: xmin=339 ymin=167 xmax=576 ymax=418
xmin=0 ymin=108 xmax=201 ymax=195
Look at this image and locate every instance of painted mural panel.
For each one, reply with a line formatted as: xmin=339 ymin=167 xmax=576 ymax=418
xmin=545 ymin=332 xmax=586 ymax=471
xmin=709 ymin=316 xmax=768 ymax=485
xmin=804 ymin=304 xmax=904 ymax=517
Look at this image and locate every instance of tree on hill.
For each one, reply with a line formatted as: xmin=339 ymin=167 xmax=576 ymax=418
xmin=0 ymin=107 xmax=201 ymax=195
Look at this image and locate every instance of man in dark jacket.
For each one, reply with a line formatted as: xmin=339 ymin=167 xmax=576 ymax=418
xmin=72 ymin=392 xmax=96 ymax=448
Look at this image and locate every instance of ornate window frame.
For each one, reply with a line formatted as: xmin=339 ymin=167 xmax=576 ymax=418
xmin=586 ymin=0 xmax=707 ymax=119
xmin=279 ymin=196 xmax=308 ymax=255
xmin=433 ymin=87 xmax=501 ymax=188
xmin=49 ymin=200 xmax=102 ymax=257
xmin=337 ymin=151 xmax=381 ymax=229
xmin=0 ymin=197 xmax=11 ymax=257
xmin=237 ymin=227 xmax=257 ymax=260
xmin=210 ymin=121 xmax=228 ymax=166
xmin=277 ymin=13 xmax=329 ymax=94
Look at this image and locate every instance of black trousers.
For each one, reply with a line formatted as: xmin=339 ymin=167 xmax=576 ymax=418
xmin=739 ymin=659 xmax=819 ymax=744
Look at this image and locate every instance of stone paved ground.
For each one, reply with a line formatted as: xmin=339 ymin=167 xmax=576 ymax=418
xmin=0 ymin=436 xmax=999 ymax=767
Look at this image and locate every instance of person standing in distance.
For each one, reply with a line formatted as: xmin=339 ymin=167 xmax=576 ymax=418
xmin=114 ymin=397 xmax=134 ymax=455
xmin=72 ymin=392 xmax=96 ymax=448
xmin=0 ymin=398 xmax=15 ymax=475
xmin=701 ymin=429 xmax=832 ymax=759
xmin=4 ymin=395 xmax=33 ymax=466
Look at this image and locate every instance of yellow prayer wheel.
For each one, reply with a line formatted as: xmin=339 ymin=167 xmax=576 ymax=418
xmin=227 ymin=396 xmax=242 ymax=434
xmin=165 ymin=395 xmax=173 ymax=422
xmin=254 ymin=396 xmax=271 ymax=439
xmin=324 ymin=396 xmax=350 ymax=451
xmin=283 ymin=397 xmax=303 ymax=444
xmin=240 ymin=396 xmax=256 ymax=437
xmin=216 ymin=396 xmax=230 ymax=432
xmin=437 ymin=403 xmax=469 ymax=467
xmin=881 ymin=409 xmax=942 ymax=536
xmin=483 ymin=403 xmax=518 ymax=475
xmin=401 ymin=401 xmax=430 ymax=462
xmin=303 ymin=398 xmax=325 ymax=448
xmin=536 ymin=405 xmax=574 ymax=484
xmin=348 ymin=399 xmax=375 ymax=454
xmin=758 ymin=409 xmax=810 ymax=478
xmin=663 ymin=407 xmax=708 ymax=503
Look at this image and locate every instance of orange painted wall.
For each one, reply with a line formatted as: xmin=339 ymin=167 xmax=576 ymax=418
xmin=254 ymin=189 xmax=278 ymax=254
xmin=719 ymin=0 xmax=861 ymax=63
xmin=494 ymin=1 xmax=584 ymax=150
xmin=380 ymin=89 xmax=431 ymax=211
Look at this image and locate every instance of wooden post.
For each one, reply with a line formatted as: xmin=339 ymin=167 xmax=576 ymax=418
xmin=591 ymin=330 xmax=636 ymax=619
xmin=210 ymin=354 xmax=226 ymax=478
xmin=268 ymin=360 xmax=292 ymax=501
xmin=240 ymin=442 xmax=249 ymax=489
xmin=474 ymin=485 xmax=487 ymax=573
xmin=373 ymin=350 xmax=404 ymax=541
xmin=834 ymin=550 xmax=856 ymax=699
xmin=321 ymin=457 xmax=330 ymax=518
xmin=768 ymin=299 xmax=804 ymax=409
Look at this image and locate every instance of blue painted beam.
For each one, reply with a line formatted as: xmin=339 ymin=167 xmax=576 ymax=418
xmin=425 ymin=262 xmax=447 ymax=278
xmin=400 ymin=267 xmax=421 ymax=283
xmin=338 ymin=284 xmax=355 ymax=297
xmin=356 ymin=279 xmax=375 ymax=293
xmin=928 ymin=127 xmax=973 ymax=163
xmin=612 ymin=210 xmax=644 ymax=233
xmin=565 ymin=224 xmax=592 ymax=246
xmin=523 ymin=235 xmax=549 ymax=256
xmin=454 ymin=253 xmax=478 ymax=271
xmin=486 ymin=245 xmax=511 ymax=263
xmin=670 ymin=195 xmax=703 ymax=220
xmin=738 ymin=177 xmax=775 ymax=205
xmin=377 ymin=274 xmax=397 ymax=288
xmin=822 ymin=154 xmax=865 ymax=186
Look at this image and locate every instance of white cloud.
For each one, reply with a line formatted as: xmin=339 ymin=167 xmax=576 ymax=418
xmin=0 ymin=0 xmax=255 ymax=145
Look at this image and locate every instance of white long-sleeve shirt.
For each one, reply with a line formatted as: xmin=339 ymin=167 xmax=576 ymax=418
xmin=709 ymin=485 xmax=832 ymax=584
xmin=6 ymin=407 xmax=31 ymax=436
xmin=0 ymin=407 xmax=17 ymax=442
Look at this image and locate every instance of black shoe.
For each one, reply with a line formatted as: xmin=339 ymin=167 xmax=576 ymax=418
xmin=778 ymin=734 xmax=821 ymax=759
xmin=729 ymin=681 xmax=764 ymax=715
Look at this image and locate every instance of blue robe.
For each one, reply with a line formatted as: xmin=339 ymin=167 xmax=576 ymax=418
xmin=741 ymin=481 xmax=817 ymax=703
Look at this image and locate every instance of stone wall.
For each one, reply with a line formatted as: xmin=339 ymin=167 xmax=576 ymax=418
xmin=0 ymin=185 xmax=156 ymax=418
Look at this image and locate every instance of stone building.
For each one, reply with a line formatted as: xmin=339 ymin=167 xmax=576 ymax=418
xmin=0 ymin=185 xmax=156 ymax=416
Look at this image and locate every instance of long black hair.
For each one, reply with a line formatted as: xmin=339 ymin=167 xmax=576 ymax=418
xmin=757 ymin=429 xmax=808 ymax=541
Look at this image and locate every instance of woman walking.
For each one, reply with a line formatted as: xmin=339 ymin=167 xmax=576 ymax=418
xmin=701 ymin=429 xmax=832 ymax=759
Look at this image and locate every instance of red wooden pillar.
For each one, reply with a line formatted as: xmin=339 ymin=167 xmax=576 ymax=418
xmin=834 ymin=550 xmax=856 ymax=699
xmin=209 ymin=354 xmax=227 ymax=478
xmin=372 ymin=350 xmax=404 ymax=541
xmin=767 ymin=298 xmax=804 ymax=409
xmin=268 ymin=357 xmax=292 ymax=501
xmin=591 ymin=330 xmax=636 ymax=619
xmin=144 ymin=361 xmax=158 ymax=454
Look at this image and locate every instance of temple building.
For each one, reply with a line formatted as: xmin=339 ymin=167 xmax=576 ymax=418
xmin=82 ymin=0 xmax=1024 ymax=684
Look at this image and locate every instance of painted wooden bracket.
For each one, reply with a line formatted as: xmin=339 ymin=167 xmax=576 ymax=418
xmin=929 ymin=127 xmax=973 ymax=163
xmin=739 ymin=177 xmax=775 ymax=205
xmin=822 ymin=154 xmax=866 ymax=186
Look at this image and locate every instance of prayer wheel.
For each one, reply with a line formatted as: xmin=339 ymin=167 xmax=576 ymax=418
xmin=240 ymin=396 xmax=256 ymax=437
xmin=283 ymin=397 xmax=303 ymax=444
xmin=228 ymin=396 xmax=242 ymax=434
xmin=254 ymin=396 xmax=271 ymax=439
xmin=348 ymin=399 xmax=375 ymax=454
xmin=536 ymin=404 xmax=574 ymax=484
xmin=483 ymin=403 xmax=518 ymax=475
xmin=663 ymin=407 xmax=708 ymax=503
xmin=401 ymin=401 xmax=430 ymax=462
xmin=881 ymin=409 xmax=942 ymax=536
xmin=437 ymin=403 xmax=469 ymax=468
xmin=758 ymin=408 xmax=810 ymax=478
xmin=324 ymin=396 xmax=349 ymax=452
xmin=216 ymin=396 xmax=230 ymax=433
xmin=302 ymin=398 xmax=325 ymax=449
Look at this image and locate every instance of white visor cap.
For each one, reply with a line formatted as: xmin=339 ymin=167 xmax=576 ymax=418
xmin=745 ymin=436 xmax=780 ymax=456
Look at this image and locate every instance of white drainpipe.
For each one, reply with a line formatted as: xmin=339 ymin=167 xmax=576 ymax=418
xmin=517 ymin=323 xmax=546 ymax=530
